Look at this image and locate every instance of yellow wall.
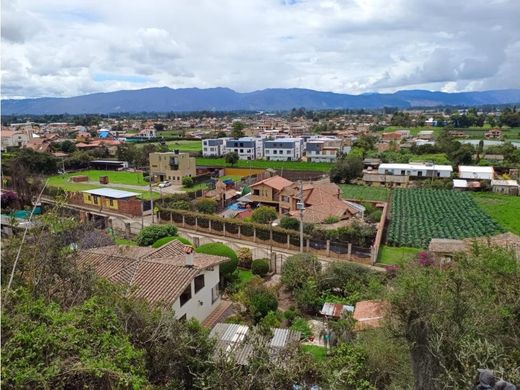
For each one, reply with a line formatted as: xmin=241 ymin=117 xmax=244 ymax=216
xmin=82 ymin=193 xmax=118 ymax=209
xmin=105 ymin=198 xmax=119 ymax=210
xmin=224 ymin=167 xmax=265 ymax=177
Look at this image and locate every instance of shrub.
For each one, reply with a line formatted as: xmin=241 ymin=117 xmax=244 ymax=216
xmin=320 ymin=261 xmax=383 ymax=300
xmin=323 ymin=216 xmax=340 ymax=224
xmin=258 ymin=310 xmax=282 ymax=331
xmin=152 ymin=235 xmax=193 ymax=248
xmin=182 ymin=176 xmax=194 ymax=188
xmin=280 ymin=216 xmax=300 ymax=231
xmin=237 ymin=247 xmax=253 ymax=269
xmin=251 ymin=259 xmax=269 ymax=277
xmin=290 ymin=317 xmax=312 ymax=339
xmin=244 ymin=284 xmax=278 ymax=323
xmin=294 ymin=280 xmax=323 ymax=314
xmin=283 ymin=308 xmax=298 ymax=324
xmin=169 ymin=200 xmax=193 ymax=211
xmin=281 ymin=253 xmax=322 ymax=291
xmin=194 ymin=199 xmax=217 ymax=214
xmin=135 ymin=224 xmax=178 ymax=246
xmin=251 ymin=206 xmax=278 ymax=224
xmin=195 ymin=243 xmax=238 ymax=276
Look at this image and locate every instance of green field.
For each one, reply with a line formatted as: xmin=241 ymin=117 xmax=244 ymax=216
xmin=471 ymin=192 xmax=520 ymax=235
xmin=196 ymin=157 xmax=332 ymax=172
xmin=49 ymin=170 xmax=146 ymax=185
xmin=301 ymin=345 xmax=327 ymax=361
xmin=377 ymin=245 xmax=421 ymax=265
xmin=340 ymin=184 xmax=390 ymax=201
xmin=387 ymin=189 xmax=504 ymax=248
xmin=166 ymin=140 xmax=202 ymax=152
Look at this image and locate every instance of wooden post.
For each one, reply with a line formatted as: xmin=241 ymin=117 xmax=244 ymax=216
xmin=348 ymin=243 xmax=352 ymax=260
xmin=170 ymin=212 xmax=173 ymax=224
xmin=326 ymin=239 xmax=330 ymax=257
xmin=253 ymin=227 xmax=256 ymax=243
xmin=208 ymin=219 xmax=212 ymax=232
xmin=182 ymin=214 xmax=185 ymax=228
xmin=306 ymin=239 xmax=310 ymax=251
xmin=287 ymin=234 xmax=290 ymax=249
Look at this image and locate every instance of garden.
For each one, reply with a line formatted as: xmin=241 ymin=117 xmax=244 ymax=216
xmin=387 ymin=188 xmax=504 ymax=248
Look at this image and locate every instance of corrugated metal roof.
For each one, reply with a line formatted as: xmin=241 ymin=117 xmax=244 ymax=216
xmin=82 ymin=188 xmax=140 ymax=199
xmin=320 ymin=303 xmax=354 ymax=318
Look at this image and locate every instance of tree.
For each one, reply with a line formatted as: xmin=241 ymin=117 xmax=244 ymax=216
xmin=251 ymin=206 xmax=278 ymax=224
xmin=244 ymin=283 xmax=278 ymax=323
xmin=169 ymin=200 xmax=193 ymax=211
xmin=59 ymin=140 xmax=77 ymax=153
xmin=281 ymin=253 xmax=322 ymax=291
xmin=194 ymin=198 xmax=217 ymax=214
xmin=224 ymin=151 xmax=239 ymax=166
xmin=280 ymin=216 xmax=300 ymax=231
xmin=231 ymin=121 xmax=245 ymax=138
xmin=216 ymin=130 xmax=227 ymax=138
xmin=153 ymin=123 xmax=165 ymax=131
xmin=330 ymin=156 xmax=363 ymax=184
xmin=182 ymin=176 xmax=194 ymax=188
xmin=135 ymin=224 xmax=178 ymax=246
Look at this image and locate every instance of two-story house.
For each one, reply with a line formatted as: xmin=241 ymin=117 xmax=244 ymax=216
xmin=225 ymin=137 xmax=263 ymax=160
xmin=202 ymin=138 xmax=227 ymax=157
xmin=249 ymin=176 xmax=294 ymax=207
xmin=149 ymin=152 xmax=196 ymax=184
xmin=77 ymin=240 xmax=227 ymax=323
xmin=263 ymin=137 xmax=303 ymax=161
xmin=305 ymin=137 xmax=342 ymax=162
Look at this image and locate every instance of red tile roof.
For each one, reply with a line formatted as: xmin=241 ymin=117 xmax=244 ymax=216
xmin=353 ymin=300 xmax=386 ymax=330
xmin=250 ymin=175 xmax=294 ymax=191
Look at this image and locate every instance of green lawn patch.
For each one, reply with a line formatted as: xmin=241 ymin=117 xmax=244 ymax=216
xmin=114 ymin=237 xmax=137 ymax=246
xmin=471 ymin=192 xmax=520 ymax=235
xmin=301 ymin=345 xmax=327 ymax=362
xmin=196 ymin=157 xmax=332 ymax=172
xmin=340 ymin=184 xmax=390 ymax=201
xmin=166 ymin=140 xmax=202 ymax=152
xmin=377 ymin=245 xmax=421 ymax=265
xmin=50 ymin=170 xmax=146 ymax=185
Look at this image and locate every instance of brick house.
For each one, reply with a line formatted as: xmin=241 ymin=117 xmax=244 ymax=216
xmin=70 ymin=188 xmax=145 ymax=217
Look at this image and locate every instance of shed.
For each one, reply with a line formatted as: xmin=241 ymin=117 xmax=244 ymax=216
xmin=491 ymin=179 xmax=519 ymax=195
xmin=458 ymin=166 xmax=494 ymax=180
xmin=320 ymin=303 xmax=354 ymax=318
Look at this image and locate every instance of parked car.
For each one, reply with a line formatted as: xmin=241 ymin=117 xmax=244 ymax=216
xmin=159 ymin=181 xmax=171 ymax=188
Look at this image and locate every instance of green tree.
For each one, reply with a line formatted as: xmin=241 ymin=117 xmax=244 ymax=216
xmin=251 ymin=206 xmax=278 ymax=224
xmin=280 ymin=216 xmax=300 ymax=231
xmin=224 ymin=151 xmax=239 ymax=166
xmin=281 ymin=253 xmax=322 ymax=291
xmin=182 ymin=176 xmax=194 ymax=188
xmin=195 ymin=242 xmax=238 ymax=278
xmin=231 ymin=121 xmax=245 ymax=138
xmin=251 ymin=258 xmax=270 ymax=277
xmin=244 ymin=283 xmax=278 ymax=323
xmin=135 ymin=224 xmax=178 ymax=246
xmin=330 ymin=155 xmax=363 ymax=184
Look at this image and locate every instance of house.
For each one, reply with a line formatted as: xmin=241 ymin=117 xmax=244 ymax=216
xmin=202 ymin=138 xmax=227 ymax=157
xmin=417 ymin=130 xmax=434 ymax=139
xmin=305 ymin=137 xmax=342 ymax=162
xmin=485 ymin=128 xmax=502 ymax=139
xmin=71 ymin=188 xmax=145 ymax=217
xmin=381 ymin=132 xmax=402 ymax=141
xmin=424 ymin=117 xmax=437 ymax=126
xmin=263 ymin=137 xmax=303 ymax=161
xmin=225 ymin=137 xmax=263 ymax=160
xmin=377 ymin=163 xmax=452 ymax=178
xmin=452 ymin=179 xmax=481 ymax=190
xmin=149 ymin=151 xmax=196 ymax=184
xmin=491 ymin=179 xmax=519 ymax=195
xmin=210 ymin=323 xmax=301 ymax=365
xmin=137 ymin=128 xmax=157 ymax=139
xmin=353 ymin=300 xmax=386 ymax=330
xmin=77 ymin=240 xmax=226 ymax=322
xmin=249 ymin=176 xmax=294 ymax=207
xmin=458 ymin=166 xmax=494 ymax=180
xmin=1 ymin=130 xmax=30 ymax=150
xmin=363 ymin=158 xmax=382 ymax=170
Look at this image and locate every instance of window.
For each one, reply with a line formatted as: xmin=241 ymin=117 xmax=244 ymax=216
xmin=418 ymin=171 xmax=423 ymax=177
xmin=253 ymin=189 xmax=260 ymax=195
xmin=180 ymin=285 xmax=191 ymax=306
xmin=194 ymin=274 xmax=205 ymax=293
xmin=400 ymin=170 xmax=405 ymax=175
xmin=109 ymin=199 xmax=114 ymax=206
xmin=211 ymin=283 xmax=220 ymax=304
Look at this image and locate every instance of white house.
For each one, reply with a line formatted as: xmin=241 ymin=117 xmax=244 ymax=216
xmin=305 ymin=136 xmax=342 ymax=163
xmin=225 ymin=137 xmax=263 ymax=160
xmin=378 ymin=163 xmax=453 ymax=178
xmin=202 ymin=138 xmax=227 ymax=157
xmin=263 ymin=137 xmax=303 ymax=161
xmin=77 ymin=240 xmax=226 ymax=323
xmin=458 ymin=166 xmax=494 ymax=180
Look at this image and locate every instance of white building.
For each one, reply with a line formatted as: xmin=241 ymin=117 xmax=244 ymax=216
xmin=263 ymin=137 xmax=303 ymax=161
xmin=305 ymin=136 xmax=342 ymax=163
xmin=378 ymin=163 xmax=453 ymax=178
xmin=458 ymin=166 xmax=494 ymax=180
xmin=225 ymin=137 xmax=263 ymax=160
xmin=202 ymin=138 xmax=227 ymax=157
xmin=77 ymin=240 xmax=226 ymax=323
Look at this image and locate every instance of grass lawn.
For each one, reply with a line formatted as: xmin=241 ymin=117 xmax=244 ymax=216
xmin=237 ymin=269 xmax=254 ymax=284
xmin=301 ymin=345 xmax=327 ymax=362
xmin=196 ymin=157 xmax=332 ymax=172
xmin=340 ymin=184 xmax=390 ymax=201
xmin=114 ymin=237 xmax=137 ymax=246
xmin=471 ymin=192 xmax=520 ymax=235
xmin=166 ymin=140 xmax=202 ymax=152
xmin=377 ymin=245 xmax=421 ymax=265
xmin=49 ymin=170 xmax=146 ymax=186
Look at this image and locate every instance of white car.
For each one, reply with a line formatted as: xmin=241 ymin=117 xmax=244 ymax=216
xmin=158 ymin=181 xmax=171 ymax=188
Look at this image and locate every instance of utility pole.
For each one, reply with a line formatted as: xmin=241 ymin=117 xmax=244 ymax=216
xmin=150 ymin=175 xmax=155 ymax=224
xmin=298 ymin=180 xmax=305 ymax=253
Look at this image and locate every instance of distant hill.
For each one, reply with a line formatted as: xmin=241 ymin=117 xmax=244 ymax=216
xmin=2 ymin=87 xmax=520 ymax=115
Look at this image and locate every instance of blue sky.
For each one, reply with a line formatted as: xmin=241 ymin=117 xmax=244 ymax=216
xmin=2 ymin=0 xmax=520 ymax=98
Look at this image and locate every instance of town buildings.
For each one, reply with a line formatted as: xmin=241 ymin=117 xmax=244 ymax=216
xmin=225 ymin=137 xmax=264 ymax=160
xmin=263 ymin=137 xmax=303 ymax=161
xmin=149 ymin=152 xmax=196 ymax=184
xmin=203 ymin=138 xmax=227 ymax=157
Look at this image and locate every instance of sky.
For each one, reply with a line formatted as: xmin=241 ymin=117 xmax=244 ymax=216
xmin=2 ymin=0 xmax=520 ymax=99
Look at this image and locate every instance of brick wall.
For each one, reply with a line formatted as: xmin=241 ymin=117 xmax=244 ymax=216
xmin=67 ymin=192 xmax=142 ymax=217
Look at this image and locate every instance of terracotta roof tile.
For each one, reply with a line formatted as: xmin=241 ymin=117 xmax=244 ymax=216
xmin=250 ymin=175 xmax=293 ymax=191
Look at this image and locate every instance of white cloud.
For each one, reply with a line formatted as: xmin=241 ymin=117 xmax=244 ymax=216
xmin=1 ymin=0 xmax=520 ymax=98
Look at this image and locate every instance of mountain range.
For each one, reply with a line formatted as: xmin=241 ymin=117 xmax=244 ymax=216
xmin=2 ymin=87 xmax=520 ymax=115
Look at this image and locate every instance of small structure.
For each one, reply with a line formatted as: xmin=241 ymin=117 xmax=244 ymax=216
xmin=90 ymin=160 xmax=129 ymax=170
xmin=459 ymin=166 xmax=494 ymax=181
xmin=428 ymin=238 xmax=467 ymax=263
xmin=320 ymin=302 xmax=354 ymax=319
xmin=485 ymin=128 xmax=502 ymax=139
xmin=491 ymin=179 xmax=519 ymax=195
xmin=210 ymin=323 xmax=301 ymax=365
xmin=353 ymin=300 xmax=386 ymax=330
xmin=76 ymin=188 xmax=144 ymax=217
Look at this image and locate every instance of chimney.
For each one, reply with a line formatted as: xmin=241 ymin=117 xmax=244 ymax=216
xmin=183 ymin=245 xmax=194 ymax=267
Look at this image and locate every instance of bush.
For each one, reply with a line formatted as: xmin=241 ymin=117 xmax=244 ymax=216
xmin=281 ymin=253 xmax=322 ymax=291
xmin=280 ymin=216 xmax=300 ymax=231
xmin=182 ymin=176 xmax=194 ymax=188
xmin=194 ymin=199 xmax=217 ymax=214
xmin=135 ymin=224 xmax=178 ymax=246
xmin=258 ymin=310 xmax=282 ymax=331
xmin=152 ymin=235 xmax=193 ymax=248
xmin=169 ymin=200 xmax=193 ymax=211
xmin=294 ymin=280 xmax=323 ymax=314
xmin=195 ymin=243 xmax=238 ymax=276
xmin=323 ymin=216 xmax=340 ymax=224
xmin=320 ymin=261 xmax=383 ymax=300
xmin=237 ymin=247 xmax=253 ymax=269
xmin=283 ymin=308 xmax=298 ymax=325
xmin=245 ymin=284 xmax=278 ymax=323
xmin=251 ymin=259 xmax=269 ymax=277
xmin=290 ymin=317 xmax=312 ymax=339
xmin=251 ymin=206 xmax=278 ymax=224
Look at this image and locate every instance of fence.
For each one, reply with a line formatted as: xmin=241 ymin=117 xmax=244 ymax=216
xmin=159 ymin=208 xmax=374 ymax=264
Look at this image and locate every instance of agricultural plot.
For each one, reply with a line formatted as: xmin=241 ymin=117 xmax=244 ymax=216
xmin=340 ymin=184 xmax=390 ymax=201
xmin=387 ymin=189 xmax=504 ymax=248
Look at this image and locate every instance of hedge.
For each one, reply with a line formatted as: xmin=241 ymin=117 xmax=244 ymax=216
xmin=152 ymin=235 xmax=193 ymax=248
xmin=135 ymin=225 xmax=178 ymax=246
xmin=251 ymin=259 xmax=269 ymax=277
xmin=195 ymin=243 xmax=238 ymax=276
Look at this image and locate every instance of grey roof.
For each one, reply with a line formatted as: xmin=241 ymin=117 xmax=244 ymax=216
xmin=82 ymin=188 xmax=140 ymax=199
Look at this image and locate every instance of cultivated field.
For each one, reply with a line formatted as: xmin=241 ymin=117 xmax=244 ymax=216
xmin=196 ymin=157 xmax=332 ymax=172
xmin=471 ymin=192 xmax=520 ymax=235
xmin=387 ymin=188 xmax=503 ymax=248
xmin=340 ymin=184 xmax=390 ymax=201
